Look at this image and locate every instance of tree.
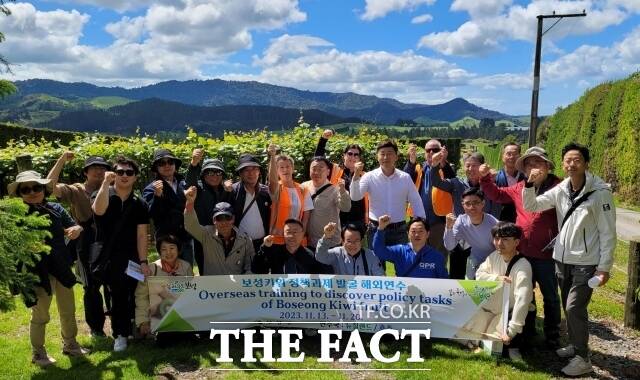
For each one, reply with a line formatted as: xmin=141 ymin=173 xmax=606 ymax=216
xmin=0 ymin=198 xmax=52 ymax=311
xmin=0 ymin=1 xmax=16 ymax=99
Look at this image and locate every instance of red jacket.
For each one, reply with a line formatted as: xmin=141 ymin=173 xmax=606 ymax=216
xmin=480 ymin=174 xmax=561 ymax=259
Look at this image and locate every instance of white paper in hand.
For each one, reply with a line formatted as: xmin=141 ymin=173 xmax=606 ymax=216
xmin=126 ymin=260 xmax=145 ymax=282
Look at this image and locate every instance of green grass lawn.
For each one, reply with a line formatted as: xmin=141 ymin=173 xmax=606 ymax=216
xmin=0 ymin=240 xmax=632 ymax=379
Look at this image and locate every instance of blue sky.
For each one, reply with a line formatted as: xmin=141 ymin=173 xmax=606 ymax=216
xmin=1 ymin=0 xmax=639 ymax=115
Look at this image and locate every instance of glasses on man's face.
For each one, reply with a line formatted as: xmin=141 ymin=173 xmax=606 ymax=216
xmin=215 ymin=215 xmax=233 ymax=222
xmin=19 ymin=184 xmax=45 ymax=195
xmin=157 ymin=159 xmax=175 ymax=167
xmin=426 ymin=148 xmax=441 ymax=154
xmin=462 ymin=200 xmax=483 ymax=208
xmin=115 ymin=169 xmax=136 ymax=177
xmin=204 ymin=170 xmax=224 ymax=177
xmin=346 ymin=151 xmax=360 ymax=157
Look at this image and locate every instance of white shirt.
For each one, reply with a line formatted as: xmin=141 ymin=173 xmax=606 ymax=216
xmin=349 ymin=167 xmax=425 ymax=222
xmin=286 ymin=186 xmax=314 ymax=220
xmin=238 ymin=190 xmax=265 ymax=240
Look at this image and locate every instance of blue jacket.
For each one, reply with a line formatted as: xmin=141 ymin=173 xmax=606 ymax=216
xmin=373 ymin=229 xmax=448 ymax=279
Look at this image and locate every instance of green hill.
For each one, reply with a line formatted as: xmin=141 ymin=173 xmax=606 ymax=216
xmin=538 ymin=72 xmax=640 ymax=204
xmin=89 ymin=96 xmax=133 ymax=109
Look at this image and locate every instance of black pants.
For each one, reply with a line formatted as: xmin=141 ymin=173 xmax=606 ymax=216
xmin=449 ymin=245 xmax=470 ymax=280
xmin=77 ymin=237 xmax=110 ymax=333
xmin=107 ymin=268 xmax=137 ymax=338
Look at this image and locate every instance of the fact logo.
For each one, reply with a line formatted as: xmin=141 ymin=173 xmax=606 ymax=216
xmin=209 ymin=328 xmax=431 ymax=363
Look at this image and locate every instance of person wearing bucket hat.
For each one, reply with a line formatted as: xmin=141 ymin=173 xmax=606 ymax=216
xmin=47 ymin=151 xmax=112 ymax=338
xmin=224 ymin=153 xmax=272 ymax=254
xmin=185 ymin=148 xmax=233 ymax=271
xmin=143 ymin=148 xmax=193 ymax=267
xmin=183 ymin=187 xmax=255 ymax=275
xmin=478 ymin=146 xmax=562 ymax=348
xmin=8 ymin=170 xmax=89 ymax=366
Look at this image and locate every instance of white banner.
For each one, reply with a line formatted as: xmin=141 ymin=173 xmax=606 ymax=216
xmin=147 ymin=275 xmax=508 ymax=341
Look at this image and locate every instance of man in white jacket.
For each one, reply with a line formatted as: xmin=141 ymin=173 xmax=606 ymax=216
xmin=476 ymin=222 xmax=533 ymax=361
xmin=522 ymin=143 xmax=616 ymax=376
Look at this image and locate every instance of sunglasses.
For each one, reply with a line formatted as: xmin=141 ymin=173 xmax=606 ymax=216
xmin=115 ymin=169 xmax=136 ymax=177
xmin=19 ymin=184 xmax=45 ymax=195
xmin=215 ymin=214 xmax=233 ymax=221
xmin=462 ymin=200 xmax=483 ymax=207
xmin=426 ymin=148 xmax=441 ymax=153
xmin=345 ymin=151 xmax=360 ymax=157
xmin=157 ymin=159 xmax=175 ymax=167
xmin=204 ymin=170 xmax=224 ymax=177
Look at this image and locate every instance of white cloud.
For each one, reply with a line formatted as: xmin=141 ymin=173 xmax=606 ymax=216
xmin=222 ymin=35 xmax=474 ymax=106
xmin=471 ymin=73 xmax=531 ymax=90
xmin=254 ymin=34 xmax=334 ymax=66
xmin=360 ymin=0 xmax=435 ymax=21
xmin=55 ymin=0 xmax=178 ymax=13
xmin=3 ymin=1 xmax=306 ymax=83
xmin=419 ymin=1 xmax=633 ymax=56
xmin=411 ymin=13 xmax=433 ymax=24
xmin=105 ymin=16 xmax=145 ymax=42
xmin=451 ymin=0 xmax=512 ymax=17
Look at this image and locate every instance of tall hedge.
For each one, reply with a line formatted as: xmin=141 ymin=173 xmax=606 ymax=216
xmin=538 ymin=72 xmax=640 ymax=205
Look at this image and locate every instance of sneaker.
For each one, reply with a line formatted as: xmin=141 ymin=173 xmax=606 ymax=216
xmin=561 ymin=355 xmax=593 ymax=376
xmin=63 ymin=343 xmax=91 ymax=357
xmin=508 ymin=348 xmax=523 ymax=361
xmin=113 ymin=336 xmax=127 ymax=352
xmin=556 ymin=344 xmax=575 ymax=358
xmin=32 ymin=349 xmax=56 ymax=367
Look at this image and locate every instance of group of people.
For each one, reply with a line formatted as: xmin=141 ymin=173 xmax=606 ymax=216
xmin=9 ymin=129 xmax=616 ymax=376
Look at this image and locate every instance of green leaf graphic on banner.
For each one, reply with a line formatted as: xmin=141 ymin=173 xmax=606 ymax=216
xmin=457 ymin=280 xmax=500 ymax=306
xmin=156 ymin=309 xmax=195 ymax=332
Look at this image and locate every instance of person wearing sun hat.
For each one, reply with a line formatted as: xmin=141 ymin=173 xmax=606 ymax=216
xmin=478 ymin=146 xmax=562 ymax=348
xmin=185 ymin=148 xmax=233 ymax=271
xmin=47 ymin=152 xmax=112 ymax=338
xmin=8 ymin=170 xmax=90 ymax=366
xmin=143 ymin=148 xmax=194 ymax=266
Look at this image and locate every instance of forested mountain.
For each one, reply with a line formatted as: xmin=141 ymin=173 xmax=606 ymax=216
xmin=9 ymin=79 xmax=510 ymax=123
xmin=35 ymin=98 xmax=361 ymax=136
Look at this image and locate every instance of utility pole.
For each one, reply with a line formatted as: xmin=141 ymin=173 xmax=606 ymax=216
xmin=529 ymin=11 xmax=586 ymax=146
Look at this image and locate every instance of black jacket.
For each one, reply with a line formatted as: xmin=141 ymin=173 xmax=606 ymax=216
xmin=252 ymin=244 xmax=332 ymax=274
xmin=21 ymin=202 xmax=77 ymax=307
xmin=185 ymin=164 xmax=232 ymax=226
xmin=143 ymin=175 xmax=190 ymax=241
xmin=230 ymin=181 xmax=272 ymax=236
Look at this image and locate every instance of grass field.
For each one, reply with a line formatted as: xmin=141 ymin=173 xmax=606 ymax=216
xmin=0 ymin=240 xmax=633 ymax=379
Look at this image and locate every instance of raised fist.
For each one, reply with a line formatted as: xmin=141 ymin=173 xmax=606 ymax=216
xmin=441 ymin=145 xmax=449 ymax=161
xmin=322 ymin=129 xmax=334 ymax=139
xmin=479 ymin=164 xmax=491 ymax=178
xmin=191 ymin=148 xmax=204 ymax=166
xmin=432 ymin=150 xmax=444 ymax=166
xmin=353 ymin=161 xmax=365 ymax=179
xmin=223 ymin=179 xmax=233 ymax=192
xmin=377 ymin=215 xmax=391 ymax=230
xmin=445 ymin=213 xmax=457 ymax=229
xmin=267 ymin=143 xmax=279 ymax=157
xmin=61 ymin=151 xmax=75 ymax=163
xmin=528 ymin=168 xmax=543 ymax=184
xmin=323 ymin=222 xmax=337 ymax=238
xmin=184 ymin=186 xmax=197 ymax=203
xmin=152 ymin=180 xmax=164 ymax=197
xmin=337 ymin=178 xmax=346 ymax=192
xmin=263 ymin=235 xmax=274 ymax=247
xmin=408 ymin=144 xmax=417 ymax=164
xmin=103 ymin=171 xmax=116 ymax=184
